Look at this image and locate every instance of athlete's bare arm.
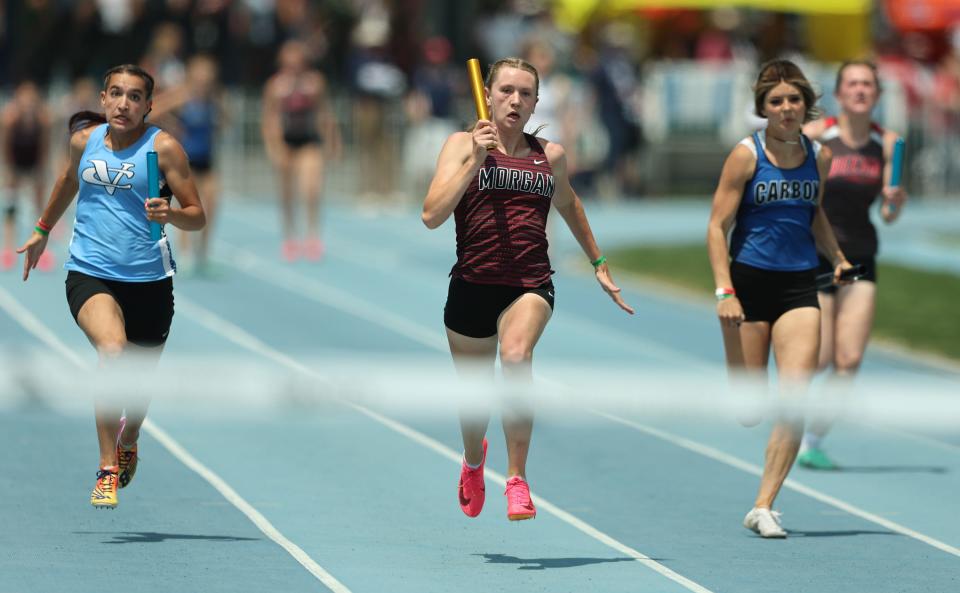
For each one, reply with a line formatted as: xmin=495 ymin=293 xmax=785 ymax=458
xmin=707 ymin=144 xmax=756 ymax=290
xmin=880 ymin=129 xmax=907 ymax=223
xmin=546 ymin=139 xmax=633 ymax=314
xmin=17 ymin=127 xmax=95 ymax=279
xmin=421 ymin=125 xmax=493 ymax=229
xmin=150 ymin=131 xmax=205 ymax=231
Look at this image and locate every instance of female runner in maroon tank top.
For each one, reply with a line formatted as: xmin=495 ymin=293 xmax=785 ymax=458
xmin=262 ymin=40 xmax=342 ymax=262
xmin=422 ymin=58 xmax=633 ymax=521
xmin=797 ymin=61 xmax=907 ymax=469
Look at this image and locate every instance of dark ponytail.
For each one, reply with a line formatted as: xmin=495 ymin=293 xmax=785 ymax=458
xmin=68 ymin=110 xmax=107 ymax=134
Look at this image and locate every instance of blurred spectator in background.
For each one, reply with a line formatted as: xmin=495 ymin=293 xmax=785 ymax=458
xmin=154 ymin=53 xmax=226 ymax=275
xmin=92 ymin=0 xmax=149 ymax=72
xmin=928 ymin=34 xmax=960 ymax=196
xmin=2 ymin=80 xmax=52 ymax=271
xmin=54 ymin=76 xmax=101 ymax=171
xmin=3 ymin=0 xmax=958 ymax=201
xmin=141 ymin=21 xmax=187 ymax=91
xmin=230 ymin=0 xmax=284 ymax=88
xmin=6 ymin=0 xmax=60 ymax=86
xmin=61 ymin=1 xmax=103 ymax=82
xmin=591 ymin=21 xmax=644 ymax=197
xmin=523 ymin=39 xmax=575 ymax=159
xmin=403 ymin=36 xmax=460 ymax=202
xmin=348 ymin=0 xmax=405 ymax=204
xmin=262 ymin=39 xmax=341 ymax=262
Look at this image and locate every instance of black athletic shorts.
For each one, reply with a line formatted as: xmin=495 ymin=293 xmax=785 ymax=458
xmin=65 ymin=271 xmax=174 ymax=346
xmin=817 ymin=255 xmax=877 ymax=294
xmin=444 ymin=276 xmax=555 ymax=338
xmin=730 ymin=261 xmax=819 ymax=323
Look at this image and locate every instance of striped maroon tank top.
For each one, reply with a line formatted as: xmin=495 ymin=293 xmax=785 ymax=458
xmin=450 ymin=133 xmax=555 ymax=287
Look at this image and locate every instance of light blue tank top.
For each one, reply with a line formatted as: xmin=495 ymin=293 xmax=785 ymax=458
xmin=66 ymin=124 xmax=176 ymax=281
xmin=730 ymin=132 xmax=821 ymax=271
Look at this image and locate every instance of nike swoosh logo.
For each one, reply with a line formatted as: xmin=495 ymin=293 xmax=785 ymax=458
xmin=533 ymin=159 xmax=546 ymax=165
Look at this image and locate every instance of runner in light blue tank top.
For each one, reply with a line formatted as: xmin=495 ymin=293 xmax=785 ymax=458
xmin=18 ymin=64 xmax=205 ymax=510
xmin=66 ymin=123 xmax=176 ymax=281
xmin=730 ymin=132 xmax=821 ymax=272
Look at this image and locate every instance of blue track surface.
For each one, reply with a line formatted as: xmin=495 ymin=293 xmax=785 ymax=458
xmin=1 ymin=199 xmax=958 ymax=593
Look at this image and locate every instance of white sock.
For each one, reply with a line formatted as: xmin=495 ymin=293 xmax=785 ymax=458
xmin=464 ymin=457 xmax=482 ymax=470
xmin=801 ymin=432 xmax=822 ymax=451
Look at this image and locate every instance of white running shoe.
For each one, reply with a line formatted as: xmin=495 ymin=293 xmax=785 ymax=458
xmin=743 ymin=507 xmax=787 ymax=538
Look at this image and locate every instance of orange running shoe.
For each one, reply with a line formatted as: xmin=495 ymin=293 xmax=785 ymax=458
xmin=90 ymin=466 xmax=119 ymax=509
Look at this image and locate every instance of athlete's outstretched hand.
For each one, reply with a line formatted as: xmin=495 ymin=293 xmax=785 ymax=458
xmin=595 ymin=263 xmax=634 ymax=314
xmin=16 ymin=232 xmax=49 ymax=281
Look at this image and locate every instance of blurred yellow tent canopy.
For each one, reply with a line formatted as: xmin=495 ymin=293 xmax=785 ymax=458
xmin=553 ymin=0 xmax=871 ymax=31
xmin=608 ymin=0 xmax=871 ymax=14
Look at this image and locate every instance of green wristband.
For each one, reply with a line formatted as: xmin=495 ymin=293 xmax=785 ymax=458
xmin=34 ymin=226 xmax=49 ymax=236
xmin=591 ymin=255 xmax=607 ymax=268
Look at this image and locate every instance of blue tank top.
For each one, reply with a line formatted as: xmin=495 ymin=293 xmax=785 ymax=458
xmin=66 ymin=124 xmax=176 ymax=281
xmin=729 ymin=132 xmax=821 ymax=271
xmin=178 ymin=98 xmax=216 ymax=161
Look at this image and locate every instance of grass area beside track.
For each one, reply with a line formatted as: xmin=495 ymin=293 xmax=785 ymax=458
xmin=608 ymin=243 xmax=960 ymax=361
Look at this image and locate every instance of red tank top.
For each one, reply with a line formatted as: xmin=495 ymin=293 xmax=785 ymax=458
xmin=820 ymin=117 xmax=885 ymax=258
xmin=451 ymin=133 xmax=555 ymax=287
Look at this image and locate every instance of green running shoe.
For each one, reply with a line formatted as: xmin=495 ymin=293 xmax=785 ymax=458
xmin=797 ymin=448 xmax=837 ymax=470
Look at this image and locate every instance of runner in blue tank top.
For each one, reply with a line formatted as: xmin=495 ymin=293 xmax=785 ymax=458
xmin=153 ymin=54 xmax=224 ymax=275
xmin=17 ymin=64 xmax=206 ymax=510
xmin=707 ymin=60 xmax=854 ymax=538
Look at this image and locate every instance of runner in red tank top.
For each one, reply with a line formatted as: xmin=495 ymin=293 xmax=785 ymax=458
xmin=422 ymin=57 xmax=633 ymax=522
xmin=451 ymin=130 xmax=554 ymax=287
xmin=798 ymin=61 xmax=907 ymax=470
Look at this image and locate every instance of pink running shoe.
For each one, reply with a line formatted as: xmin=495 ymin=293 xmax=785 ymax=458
xmin=37 ymin=250 xmax=54 ymax=272
xmin=458 ymin=438 xmax=487 ymax=517
xmin=281 ymin=240 xmax=299 ymax=262
xmin=505 ymin=476 xmax=536 ymax=521
xmin=303 ymin=238 xmax=325 ymax=261
xmin=0 ymin=249 xmax=14 ymax=271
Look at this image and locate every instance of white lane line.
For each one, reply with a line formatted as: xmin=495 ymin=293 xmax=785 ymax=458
xmin=141 ymin=419 xmax=351 ymax=592
xmin=593 ymin=411 xmax=960 ymax=559
xmin=0 ymin=286 xmax=88 ymax=367
xmin=174 ymin=294 xmax=716 ymax=593
xmin=0 ymin=285 xmax=352 ymax=593
xmin=209 ymin=251 xmax=960 ymax=560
